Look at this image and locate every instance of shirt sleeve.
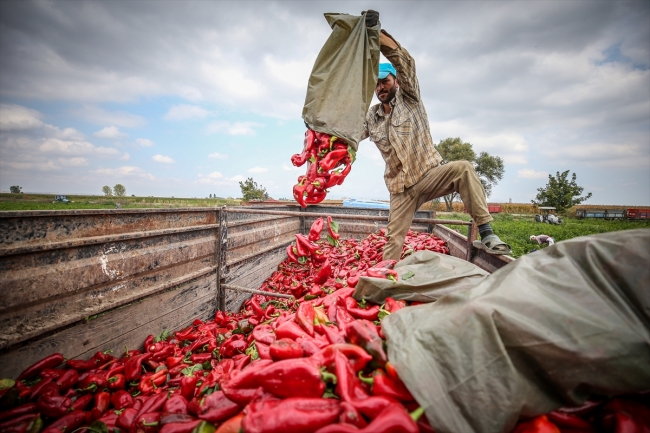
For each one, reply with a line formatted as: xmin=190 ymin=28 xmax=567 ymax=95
xmin=380 ymin=30 xmax=421 ymax=102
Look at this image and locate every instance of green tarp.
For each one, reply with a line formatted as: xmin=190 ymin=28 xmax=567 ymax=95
xmin=380 ymin=229 xmax=650 ymax=433
xmin=302 ymin=13 xmax=380 ymax=151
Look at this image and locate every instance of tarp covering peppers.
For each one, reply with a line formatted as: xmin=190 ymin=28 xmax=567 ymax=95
xmin=291 ymin=130 xmax=355 ymax=207
xmin=1 ymin=217 xmax=648 ymax=433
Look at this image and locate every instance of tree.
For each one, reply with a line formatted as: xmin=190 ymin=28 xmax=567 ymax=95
xmin=102 ymin=185 xmax=113 ymax=196
xmin=532 ymin=170 xmax=592 ymax=213
xmin=239 ymin=177 xmax=268 ymax=201
xmin=113 ymin=184 xmax=126 ymax=197
xmin=436 ymin=137 xmax=505 ymax=211
xmin=10 ymin=186 xmax=22 ymax=194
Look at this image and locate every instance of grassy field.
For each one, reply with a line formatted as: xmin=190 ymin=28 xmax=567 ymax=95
xmin=442 ymin=212 xmax=650 ymax=258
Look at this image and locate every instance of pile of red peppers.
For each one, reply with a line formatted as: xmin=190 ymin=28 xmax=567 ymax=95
xmin=1 ymin=217 xmax=648 ymax=433
xmin=291 ymin=130 xmax=355 ymax=208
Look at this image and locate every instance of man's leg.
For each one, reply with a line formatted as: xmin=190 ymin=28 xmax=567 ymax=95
xmin=382 ymin=188 xmax=419 ymax=261
xmin=414 ymin=161 xmax=510 ymax=253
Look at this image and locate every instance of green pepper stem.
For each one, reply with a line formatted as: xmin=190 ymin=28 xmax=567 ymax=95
xmin=410 ymin=406 xmax=425 ymax=422
xmin=357 ymin=371 xmax=374 ymax=385
xmin=320 ymin=370 xmax=338 ymax=385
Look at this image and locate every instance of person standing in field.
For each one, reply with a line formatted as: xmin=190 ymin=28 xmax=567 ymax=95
xmin=360 ymin=10 xmax=511 ymax=261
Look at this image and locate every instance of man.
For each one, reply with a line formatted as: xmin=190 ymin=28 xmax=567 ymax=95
xmin=360 ymin=10 xmax=511 ymax=261
xmin=530 ymin=234 xmax=555 ymax=247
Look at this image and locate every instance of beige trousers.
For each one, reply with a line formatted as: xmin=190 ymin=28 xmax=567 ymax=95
xmin=382 ymin=161 xmax=493 ymax=261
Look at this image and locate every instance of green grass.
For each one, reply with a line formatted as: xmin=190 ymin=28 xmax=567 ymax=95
xmin=0 ymin=193 xmax=242 ymax=210
xmin=438 ymin=212 xmax=650 ymax=258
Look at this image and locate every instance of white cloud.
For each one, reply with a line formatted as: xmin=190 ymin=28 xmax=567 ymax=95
xmin=135 ymin=138 xmax=154 ymax=147
xmin=94 ymin=126 xmax=128 ymax=139
xmin=208 ymin=152 xmax=228 ymax=159
xmin=95 ymin=147 xmax=122 ymax=156
xmin=206 ymin=121 xmax=263 ymax=136
xmin=58 ymin=157 xmax=89 ymax=167
xmin=73 ymin=105 xmax=145 ymax=128
xmin=120 ymin=152 xmax=131 ymax=160
xmin=0 ymin=104 xmax=44 ymax=130
xmin=517 ymin=169 xmax=549 ymax=179
xmin=152 ymin=154 xmax=175 ymax=164
xmin=95 ymin=166 xmax=155 ymax=180
xmin=230 ymin=175 xmax=246 ymax=182
xmin=164 ymin=104 xmax=210 ymax=120
xmin=196 ymin=172 xmax=246 ymax=186
xmin=248 ymin=166 xmax=267 ymax=173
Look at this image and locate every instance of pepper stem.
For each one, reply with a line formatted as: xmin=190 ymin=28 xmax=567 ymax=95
xmin=321 ymin=369 xmax=338 ymax=385
xmin=357 ymin=371 xmax=374 ymax=385
xmin=410 ymin=406 xmax=425 ymax=422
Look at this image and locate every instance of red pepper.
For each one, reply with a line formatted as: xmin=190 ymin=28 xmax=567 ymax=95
xmin=312 ymin=344 xmax=373 ymax=373
xmin=180 ymin=375 xmax=198 ymax=401
xmin=163 ymin=395 xmax=189 ymax=415
xmin=17 ymin=354 xmax=64 ymax=381
xmin=124 ymin=352 xmax=152 ymax=381
xmin=111 ymin=389 xmax=134 ymax=410
xmin=327 ymin=216 xmax=340 ymax=240
xmin=134 ymin=412 xmax=161 ymax=433
xmin=194 ymin=391 xmax=241 ymax=424
xmin=315 ymin=324 xmax=346 ymax=345
xmin=275 ymin=320 xmax=308 ymax=340
xmin=339 ymin=401 xmax=367 ymax=428
xmin=384 ymin=297 xmax=406 ymax=313
xmin=256 ymin=358 xmax=326 ymax=399
xmin=319 ymin=149 xmax=348 ymax=172
xmin=107 ymin=373 xmax=126 ymax=390
xmin=359 ymin=369 xmax=414 ymax=402
xmin=309 ymin=218 xmax=324 ymax=241
xmin=256 ymin=342 xmax=271 ymax=360
xmin=29 ymin=377 xmax=55 ymax=400
xmin=305 ymin=189 xmax=327 ymax=205
xmin=36 ymin=392 xmax=71 ymax=418
xmin=293 ymin=179 xmax=308 ymax=209
xmin=136 ymin=393 xmax=168 ymax=419
xmin=512 ymin=415 xmax=560 ymax=433
xmin=291 ymin=129 xmax=316 ymax=167
xmin=160 ymin=413 xmax=196 ymax=426
xmin=38 ymin=368 xmax=62 ymax=380
xmin=78 ymin=372 xmax=108 ymax=392
xmin=90 ymin=391 xmax=111 ymax=421
xmin=366 ymin=267 xmax=398 ymax=282
xmin=546 ymin=411 xmax=593 ymax=430
xmin=190 ymin=353 xmax=213 ymax=364
xmin=70 ymin=393 xmax=93 ymax=411
xmin=332 ymin=351 xmax=369 ymax=402
xmin=296 ymin=302 xmax=315 ymax=336
xmin=269 ymin=338 xmax=304 ymax=361
xmin=214 ymin=413 xmax=244 ymax=433
xmin=41 ymin=410 xmax=85 ymax=433
xmin=313 ymin=259 xmax=332 ymax=285
xmin=66 ymin=358 xmax=99 ymax=371
xmin=116 ymin=407 xmax=139 ymax=431
xmin=315 ymin=402 xmax=419 ymax=433
xmin=0 ymin=403 xmax=38 ymax=422
xmin=53 ymin=368 xmax=78 ymax=392
xmin=252 ymin=324 xmax=276 ymax=346
xmin=242 ymin=397 xmax=341 ymax=433
xmin=345 ymin=319 xmax=388 ymax=367
xmin=344 ymin=297 xmax=380 ymax=321
xmin=160 ymin=420 xmax=202 ymax=433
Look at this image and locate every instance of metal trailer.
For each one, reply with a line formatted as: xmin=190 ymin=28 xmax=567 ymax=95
xmin=0 ymin=205 xmax=513 ymax=379
xmin=575 ymin=209 xmax=607 ymax=219
xmin=487 ymin=204 xmax=502 ymax=214
xmin=626 ymin=208 xmax=650 ymax=220
xmin=604 ymin=209 xmax=625 ymax=220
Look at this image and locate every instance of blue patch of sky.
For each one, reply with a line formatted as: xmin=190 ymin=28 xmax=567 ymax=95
xmin=596 ymin=43 xmax=648 ymax=70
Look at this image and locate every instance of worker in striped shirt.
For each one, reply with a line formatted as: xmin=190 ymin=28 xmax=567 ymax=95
xmin=360 ymin=11 xmax=511 ymax=261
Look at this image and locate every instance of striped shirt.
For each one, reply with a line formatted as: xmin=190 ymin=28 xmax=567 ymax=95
xmin=361 ymin=33 xmax=443 ymax=195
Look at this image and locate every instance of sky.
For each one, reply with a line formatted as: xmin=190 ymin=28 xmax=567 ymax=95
xmin=0 ymin=0 xmax=648 ymax=205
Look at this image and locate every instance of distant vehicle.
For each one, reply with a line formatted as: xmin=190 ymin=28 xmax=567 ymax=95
xmin=535 ymin=206 xmax=563 ymax=224
xmin=53 ymin=195 xmax=70 ymax=204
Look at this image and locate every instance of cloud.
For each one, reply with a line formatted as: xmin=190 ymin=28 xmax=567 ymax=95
xmin=517 ymin=169 xmax=549 ymax=179
xmin=196 ymin=172 xmax=246 ymax=186
xmin=282 ymin=163 xmax=301 ymax=171
xmin=94 ymin=126 xmax=128 ymax=139
xmin=95 ymin=166 xmax=155 ymax=179
xmin=248 ymin=166 xmax=267 ymax=173
xmin=135 ymin=138 xmax=154 ymax=147
xmin=152 ymin=154 xmax=174 ymax=163
xmin=73 ymin=105 xmax=145 ymax=127
xmin=0 ymin=103 xmax=44 ymax=130
xmin=206 ymin=121 xmax=263 ymax=136
xmin=164 ymin=104 xmax=211 ymax=120
xmin=208 ymin=152 xmax=227 ymax=159
xmin=206 ymin=172 xmax=223 ymax=179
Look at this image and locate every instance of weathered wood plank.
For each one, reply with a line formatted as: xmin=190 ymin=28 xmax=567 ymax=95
xmin=0 ymin=273 xmax=216 ymax=379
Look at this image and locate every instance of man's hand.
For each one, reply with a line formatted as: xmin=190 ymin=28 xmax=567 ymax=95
xmin=363 ymin=10 xmax=379 ymax=27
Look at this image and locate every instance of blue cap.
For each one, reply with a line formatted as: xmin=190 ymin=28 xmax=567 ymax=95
xmin=378 ymin=63 xmax=396 ymax=79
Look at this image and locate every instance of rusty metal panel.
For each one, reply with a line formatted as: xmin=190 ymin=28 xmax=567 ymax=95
xmin=0 ymin=208 xmax=220 ymax=377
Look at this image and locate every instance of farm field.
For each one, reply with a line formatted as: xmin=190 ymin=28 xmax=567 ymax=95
xmin=444 ymin=212 xmax=650 ymax=258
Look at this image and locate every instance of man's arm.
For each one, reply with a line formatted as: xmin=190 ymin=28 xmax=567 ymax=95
xmin=380 ymin=30 xmax=421 ymax=102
